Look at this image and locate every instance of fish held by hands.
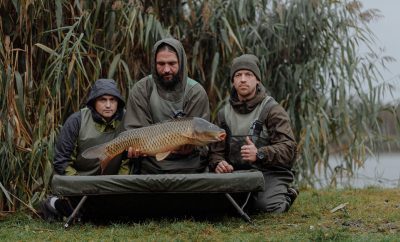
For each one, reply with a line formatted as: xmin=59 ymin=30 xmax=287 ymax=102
xmin=82 ymin=117 xmax=226 ymax=172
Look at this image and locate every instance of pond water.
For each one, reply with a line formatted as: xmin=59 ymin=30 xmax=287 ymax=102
xmin=315 ymin=153 xmax=400 ymax=188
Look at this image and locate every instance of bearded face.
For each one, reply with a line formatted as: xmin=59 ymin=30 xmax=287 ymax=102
xmin=159 ymin=73 xmax=180 ymax=88
xmin=156 ymin=49 xmax=180 ymax=89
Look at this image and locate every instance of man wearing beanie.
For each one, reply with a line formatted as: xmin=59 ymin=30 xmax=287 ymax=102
xmin=209 ymin=54 xmax=298 ymax=213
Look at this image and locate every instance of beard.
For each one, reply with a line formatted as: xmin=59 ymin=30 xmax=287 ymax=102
xmin=159 ymin=74 xmax=180 ymax=89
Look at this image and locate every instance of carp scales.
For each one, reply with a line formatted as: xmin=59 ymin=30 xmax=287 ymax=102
xmin=82 ymin=117 xmax=226 ymax=171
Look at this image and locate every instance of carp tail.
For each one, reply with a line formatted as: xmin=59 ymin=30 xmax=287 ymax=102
xmin=81 ymin=143 xmax=113 ymax=172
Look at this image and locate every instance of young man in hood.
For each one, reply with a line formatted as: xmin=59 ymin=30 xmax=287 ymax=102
xmin=40 ymin=79 xmax=127 ymax=221
xmin=209 ymin=54 xmax=298 ymax=213
xmin=53 ymin=78 xmax=127 ymax=176
xmin=123 ymin=37 xmax=210 ymax=174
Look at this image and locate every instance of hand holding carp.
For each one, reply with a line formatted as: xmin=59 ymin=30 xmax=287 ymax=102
xmin=82 ymin=117 xmax=226 ymax=172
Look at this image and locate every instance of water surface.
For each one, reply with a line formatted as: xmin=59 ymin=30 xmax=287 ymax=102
xmin=316 ymin=153 xmax=400 ymax=188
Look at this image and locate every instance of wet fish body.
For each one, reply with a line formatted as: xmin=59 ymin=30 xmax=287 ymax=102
xmin=82 ymin=117 xmax=226 ymax=171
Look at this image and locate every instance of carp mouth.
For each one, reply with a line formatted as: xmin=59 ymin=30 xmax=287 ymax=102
xmin=218 ymin=132 xmax=226 ymax=141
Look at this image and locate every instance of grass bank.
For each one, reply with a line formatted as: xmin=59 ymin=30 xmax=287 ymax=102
xmin=0 ymin=188 xmax=399 ymax=241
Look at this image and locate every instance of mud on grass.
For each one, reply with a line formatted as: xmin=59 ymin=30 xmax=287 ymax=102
xmin=0 ymin=188 xmax=399 ymax=241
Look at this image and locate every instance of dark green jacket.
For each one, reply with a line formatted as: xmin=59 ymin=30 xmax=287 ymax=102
xmin=209 ymin=84 xmax=297 ymax=170
xmin=123 ymin=38 xmax=210 ymax=173
xmin=53 ymin=79 xmax=127 ymax=175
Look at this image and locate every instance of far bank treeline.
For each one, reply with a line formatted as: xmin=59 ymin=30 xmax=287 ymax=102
xmin=0 ymin=0 xmax=398 ymax=211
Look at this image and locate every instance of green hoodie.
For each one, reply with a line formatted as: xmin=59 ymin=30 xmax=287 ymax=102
xmin=123 ymin=38 xmax=210 ymax=174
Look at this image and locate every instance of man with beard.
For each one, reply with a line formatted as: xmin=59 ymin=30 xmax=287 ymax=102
xmin=123 ymin=37 xmax=210 ymax=174
xmin=209 ymin=54 xmax=298 ymax=213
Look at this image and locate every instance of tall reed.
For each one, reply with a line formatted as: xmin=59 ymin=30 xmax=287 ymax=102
xmin=0 ymin=0 xmax=397 ymax=211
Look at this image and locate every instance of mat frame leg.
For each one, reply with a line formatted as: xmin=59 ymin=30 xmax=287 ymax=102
xmin=225 ymin=193 xmax=252 ymax=223
xmin=64 ymin=195 xmax=88 ymax=228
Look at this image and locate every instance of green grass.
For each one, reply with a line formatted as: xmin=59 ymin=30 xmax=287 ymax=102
xmin=1 ymin=188 xmax=399 ymax=241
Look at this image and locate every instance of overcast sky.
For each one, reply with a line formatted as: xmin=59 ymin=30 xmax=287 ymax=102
xmin=360 ymin=0 xmax=400 ymax=103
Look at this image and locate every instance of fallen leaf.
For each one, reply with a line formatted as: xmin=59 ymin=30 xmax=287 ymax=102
xmin=330 ymin=202 xmax=349 ymax=213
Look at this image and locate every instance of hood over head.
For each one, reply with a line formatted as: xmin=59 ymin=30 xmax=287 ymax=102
xmin=151 ymin=37 xmax=188 ymax=101
xmin=86 ymin=79 xmax=125 ymax=121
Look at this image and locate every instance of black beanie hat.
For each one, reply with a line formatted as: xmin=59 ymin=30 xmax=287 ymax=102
xmin=230 ymin=54 xmax=261 ymax=82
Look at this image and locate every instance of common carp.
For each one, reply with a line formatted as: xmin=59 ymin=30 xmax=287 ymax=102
xmin=82 ymin=117 xmax=226 ymax=171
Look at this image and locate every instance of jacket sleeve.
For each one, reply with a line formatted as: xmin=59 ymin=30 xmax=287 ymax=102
xmin=183 ymin=83 xmax=210 ymax=121
xmin=208 ymin=109 xmax=226 ymax=171
xmin=258 ymin=104 xmax=297 ymax=168
xmin=53 ymin=112 xmax=81 ymax=175
xmin=123 ymin=78 xmax=153 ymax=129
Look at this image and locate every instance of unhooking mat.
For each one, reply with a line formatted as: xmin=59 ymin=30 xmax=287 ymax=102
xmin=51 ymin=170 xmax=265 ymax=226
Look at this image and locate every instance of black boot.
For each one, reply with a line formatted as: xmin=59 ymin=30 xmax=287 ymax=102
xmin=287 ymin=187 xmax=299 ymax=206
xmin=38 ymin=197 xmax=61 ymax=222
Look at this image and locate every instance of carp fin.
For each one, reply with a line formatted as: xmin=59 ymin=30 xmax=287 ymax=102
xmin=100 ymin=156 xmax=113 ymax=173
xmin=180 ymin=133 xmax=193 ymax=140
xmin=155 ymin=151 xmax=171 ymax=161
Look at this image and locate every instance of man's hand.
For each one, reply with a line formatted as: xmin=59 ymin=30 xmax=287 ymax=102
xmin=171 ymin=144 xmax=194 ymax=155
xmin=215 ymin=160 xmax=234 ymax=173
xmin=241 ymin=136 xmax=257 ymax=163
xmin=127 ymin=147 xmax=147 ymax=158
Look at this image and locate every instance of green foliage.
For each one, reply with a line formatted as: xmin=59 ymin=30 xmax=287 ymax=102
xmin=0 ymin=0 xmax=398 ymax=211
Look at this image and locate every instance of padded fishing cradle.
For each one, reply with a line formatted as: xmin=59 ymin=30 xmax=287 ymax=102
xmin=51 ymin=170 xmax=265 ymax=228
